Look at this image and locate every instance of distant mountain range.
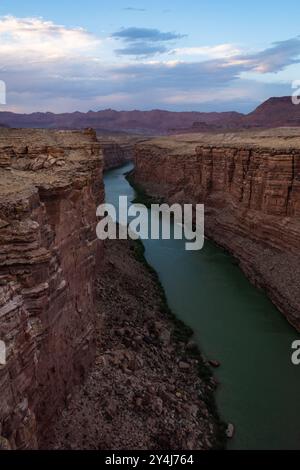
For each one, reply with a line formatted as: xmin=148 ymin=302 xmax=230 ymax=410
xmin=1 ymin=97 xmax=300 ymax=134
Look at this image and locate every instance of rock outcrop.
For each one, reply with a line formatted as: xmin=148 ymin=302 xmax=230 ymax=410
xmin=132 ymin=130 xmax=300 ymax=329
xmin=0 ymin=128 xmax=104 ymax=449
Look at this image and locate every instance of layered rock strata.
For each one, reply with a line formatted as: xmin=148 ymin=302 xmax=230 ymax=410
xmin=132 ymin=131 xmax=300 ymax=329
xmin=100 ymin=140 xmax=133 ymax=170
xmin=0 ymin=128 xmax=104 ymax=449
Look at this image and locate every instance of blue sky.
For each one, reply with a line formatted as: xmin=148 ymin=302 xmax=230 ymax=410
xmin=0 ymin=0 xmax=299 ymax=113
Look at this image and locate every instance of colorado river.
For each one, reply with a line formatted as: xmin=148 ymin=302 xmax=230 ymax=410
xmin=104 ymin=162 xmax=300 ymax=450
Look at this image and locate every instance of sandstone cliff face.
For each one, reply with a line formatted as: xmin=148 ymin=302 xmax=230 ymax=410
xmin=133 ymin=133 xmax=300 ymax=329
xmin=0 ymin=129 xmax=104 ymax=449
xmin=101 ymin=140 xmax=133 ymax=170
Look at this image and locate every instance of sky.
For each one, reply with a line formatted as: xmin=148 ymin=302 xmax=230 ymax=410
xmin=0 ymin=0 xmax=300 ymax=113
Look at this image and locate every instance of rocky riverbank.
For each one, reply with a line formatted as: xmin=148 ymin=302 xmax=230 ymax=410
xmin=44 ymin=237 xmax=226 ymax=450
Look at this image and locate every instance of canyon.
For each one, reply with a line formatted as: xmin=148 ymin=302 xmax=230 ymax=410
xmin=0 ymin=128 xmax=223 ymax=450
xmin=1 ymin=123 xmax=299 ymax=450
xmin=132 ymin=128 xmax=300 ymax=330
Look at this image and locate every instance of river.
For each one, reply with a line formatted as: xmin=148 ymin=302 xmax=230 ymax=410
xmin=104 ymin=162 xmax=300 ymax=450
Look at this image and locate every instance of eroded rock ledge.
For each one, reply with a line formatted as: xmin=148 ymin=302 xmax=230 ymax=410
xmin=0 ymin=128 xmax=104 ymax=449
xmin=132 ymin=130 xmax=300 ymax=330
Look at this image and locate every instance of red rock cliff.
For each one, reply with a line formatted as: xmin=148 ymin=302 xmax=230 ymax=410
xmin=0 ymin=129 xmax=104 ymax=449
xmin=101 ymin=140 xmax=133 ymax=170
xmin=133 ymin=131 xmax=300 ymax=330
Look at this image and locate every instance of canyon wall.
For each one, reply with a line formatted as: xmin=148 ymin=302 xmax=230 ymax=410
xmin=0 ymin=128 xmax=104 ymax=449
xmin=101 ymin=140 xmax=133 ymax=170
xmin=133 ymin=134 xmax=300 ymax=329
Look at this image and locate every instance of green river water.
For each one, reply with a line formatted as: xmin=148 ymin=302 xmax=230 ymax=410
xmin=104 ymin=162 xmax=300 ymax=450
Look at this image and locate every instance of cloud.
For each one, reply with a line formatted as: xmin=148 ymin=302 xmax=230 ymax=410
xmin=171 ymin=38 xmax=300 ymax=73
xmin=171 ymin=44 xmax=241 ymax=59
xmin=112 ymin=26 xmax=185 ymax=56
xmin=0 ymin=15 xmax=101 ymax=63
xmin=112 ymin=27 xmax=184 ymax=42
xmin=112 ymin=60 xmax=242 ymax=91
xmin=0 ymin=56 xmax=244 ymax=113
xmin=115 ymin=42 xmax=168 ymax=56
xmin=123 ymin=7 xmax=147 ymax=12
xmin=0 ymin=15 xmax=300 ymax=113
xmin=236 ymin=37 xmax=300 ymax=73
